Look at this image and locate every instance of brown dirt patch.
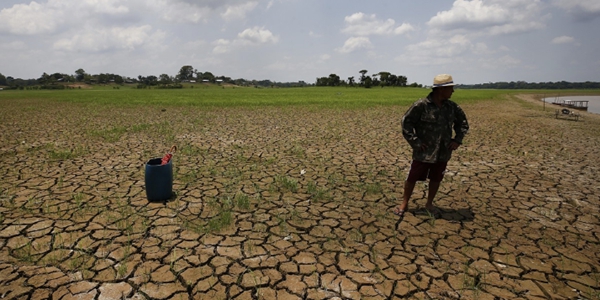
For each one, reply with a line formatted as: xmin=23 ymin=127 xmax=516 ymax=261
xmin=1 ymin=95 xmax=599 ymax=299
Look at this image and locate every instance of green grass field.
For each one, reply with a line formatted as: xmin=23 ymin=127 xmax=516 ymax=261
xmin=4 ymin=85 xmax=594 ymax=108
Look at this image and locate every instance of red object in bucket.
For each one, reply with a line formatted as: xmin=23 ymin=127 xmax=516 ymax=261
xmin=161 ymin=145 xmax=177 ymax=165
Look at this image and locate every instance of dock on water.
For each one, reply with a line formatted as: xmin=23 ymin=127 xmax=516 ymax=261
xmin=551 ymin=99 xmax=589 ymax=111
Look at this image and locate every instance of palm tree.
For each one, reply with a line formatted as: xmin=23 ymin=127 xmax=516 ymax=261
xmin=359 ymin=70 xmax=368 ymax=86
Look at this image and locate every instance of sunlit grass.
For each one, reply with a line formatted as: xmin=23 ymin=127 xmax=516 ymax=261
xmin=2 ymin=86 xmax=586 ymax=109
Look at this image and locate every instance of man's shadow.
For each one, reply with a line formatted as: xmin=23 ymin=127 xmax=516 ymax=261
xmin=410 ymin=207 xmax=474 ymax=222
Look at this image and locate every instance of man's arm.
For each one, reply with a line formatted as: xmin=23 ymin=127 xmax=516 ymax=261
xmin=401 ymin=102 xmax=425 ymax=150
xmin=452 ymin=104 xmax=469 ymax=145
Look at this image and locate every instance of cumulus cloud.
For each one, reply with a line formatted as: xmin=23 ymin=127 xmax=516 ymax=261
xmin=551 ymin=35 xmax=575 ymax=44
xmin=156 ymin=1 xmax=212 ymax=23
xmin=221 ymin=1 xmax=258 ymax=21
xmin=0 ymin=0 xmax=134 ymax=35
xmin=83 ymin=0 xmax=129 ymax=15
xmin=397 ymin=35 xmax=475 ymax=65
xmin=428 ymin=0 xmax=546 ymax=35
xmin=336 ymin=37 xmax=373 ymax=54
xmin=394 ymin=23 xmax=416 ymax=35
xmin=553 ymin=0 xmax=600 ymax=21
xmin=0 ymin=1 xmax=63 ymax=35
xmin=53 ymin=25 xmax=163 ymax=52
xmin=238 ymin=26 xmax=279 ymax=44
xmin=153 ymin=0 xmax=259 ymax=23
xmin=342 ymin=12 xmax=414 ymax=36
xmin=212 ymin=39 xmax=233 ymax=54
xmin=212 ymin=26 xmax=278 ymax=54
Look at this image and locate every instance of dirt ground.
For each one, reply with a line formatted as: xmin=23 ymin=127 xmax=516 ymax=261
xmin=0 ymin=94 xmax=599 ymax=299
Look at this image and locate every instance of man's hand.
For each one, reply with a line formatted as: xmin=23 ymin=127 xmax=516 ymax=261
xmin=448 ymin=141 xmax=460 ymax=151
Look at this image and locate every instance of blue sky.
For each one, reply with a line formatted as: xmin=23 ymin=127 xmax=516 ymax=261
xmin=1 ymin=0 xmax=599 ymax=85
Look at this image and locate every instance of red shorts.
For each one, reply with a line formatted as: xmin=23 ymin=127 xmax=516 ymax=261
xmin=407 ymin=161 xmax=447 ymax=182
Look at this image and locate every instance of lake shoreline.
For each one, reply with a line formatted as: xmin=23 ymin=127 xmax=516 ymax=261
xmin=540 ymin=95 xmax=600 ymax=114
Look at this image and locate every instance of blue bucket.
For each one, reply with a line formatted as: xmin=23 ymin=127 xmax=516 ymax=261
xmin=145 ymin=158 xmax=173 ymax=201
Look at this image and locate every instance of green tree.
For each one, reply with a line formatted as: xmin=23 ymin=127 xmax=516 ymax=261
xmin=347 ymin=76 xmax=355 ymax=86
xmin=328 ymin=73 xmax=341 ymax=86
xmin=364 ymin=76 xmax=373 ymax=88
xmin=75 ymin=69 xmax=86 ymax=82
xmin=315 ymin=77 xmax=328 ymax=86
xmin=97 ymin=73 xmax=109 ymax=84
xmin=159 ymin=74 xmax=172 ymax=85
xmin=37 ymin=73 xmax=51 ymax=85
xmin=0 ymin=73 xmax=7 ymax=86
xmin=177 ymin=65 xmax=194 ymax=81
xmin=378 ymin=72 xmax=391 ymax=87
xmin=359 ymin=69 xmax=368 ymax=86
xmin=397 ymin=75 xmax=408 ymax=86
xmin=371 ymin=73 xmax=379 ymax=87
xmin=389 ymin=74 xmax=398 ymax=86
xmin=201 ymin=71 xmax=215 ymax=83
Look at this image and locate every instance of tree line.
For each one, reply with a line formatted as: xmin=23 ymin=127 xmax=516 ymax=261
xmin=0 ymin=65 xmax=308 ymax=90
xmin=2 ymin=67 xmax=599 ymax=90
xmin=316 ymin=70 xmax=422 ymax=88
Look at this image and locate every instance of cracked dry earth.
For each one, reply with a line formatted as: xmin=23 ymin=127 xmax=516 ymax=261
xmin=0 ymin=95 xmax=599 ymax=300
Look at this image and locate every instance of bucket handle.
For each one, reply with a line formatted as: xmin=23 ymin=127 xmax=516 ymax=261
xmin=168 ymin=145 xmax=177 ymax=154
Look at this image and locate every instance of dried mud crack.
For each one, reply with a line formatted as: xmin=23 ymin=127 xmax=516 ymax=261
xmin=1 ymin=96 xmax=599 ymax=299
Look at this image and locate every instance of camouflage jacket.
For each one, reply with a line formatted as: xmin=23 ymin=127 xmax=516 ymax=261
xmin=401 ymin=93 xmax=469 ymax=163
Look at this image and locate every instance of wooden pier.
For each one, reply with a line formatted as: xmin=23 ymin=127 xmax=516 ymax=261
xmin=551 ymin=99 xmax=589 ymax=111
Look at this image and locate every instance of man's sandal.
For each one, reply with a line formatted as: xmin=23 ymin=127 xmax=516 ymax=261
xmin=392 ymin=207 xmax=406 ymax=218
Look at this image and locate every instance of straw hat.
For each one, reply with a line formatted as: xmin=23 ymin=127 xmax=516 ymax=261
xmin=433 ymin=74 xmax=456 ymax=88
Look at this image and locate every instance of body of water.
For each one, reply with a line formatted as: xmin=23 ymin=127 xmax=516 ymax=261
xmin=542 ymin=96 xmax=600 ymax=115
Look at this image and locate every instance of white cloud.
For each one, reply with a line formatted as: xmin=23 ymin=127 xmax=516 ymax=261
xmin=212 ymin=39 xmax=232 ymax=54
xmin=342 ymin=12 xmax=414 ymax=36
xmin=82 ymin=0 xmax=129 ymax=15
xmin=154 ymin=0 xmax=260 ymax=23
xmin=428 ymin=0 xmax=508 ymax=29
xmin=428 ymin=0 xmax=546 ymax=35
xmin=221 ymin=1 xmax=258 ymax=21
xmin=0 ymin=0 xmax=135 ymax=35
xmin=409 ymin=35 xmax=472 ymax=57
xmin=212 ymin=26 xmax=278 ymax=54
xmin=238 ymin=26 xmax=278 ymax=44
xmin=157 ymin=1 xmax=212 ymax=23
xmin=0 ymin=1 xmax=63 ymax=35
xmin=53 ymin=25 xmax=162 ymax=52
xmin=553 ymin=0 xmax=600 ymax=21
xmin=398 ymin=35 xmax=474 ymax=66
xmin=394 ymin=23 xmax=416 ymax=35
xmin=551 ymin=35 xmax=575 ymax=44
xmin=336 ymin=37 xmax=373 ymax=54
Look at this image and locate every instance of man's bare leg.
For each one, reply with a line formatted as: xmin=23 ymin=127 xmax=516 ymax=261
xmin=425 ymin=180 xmax=441 ymax=211
xmin=394 ymin=180 xmax=416 ymax=214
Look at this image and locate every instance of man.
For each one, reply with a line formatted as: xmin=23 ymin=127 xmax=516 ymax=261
xmin=393 ymin=74 xmax=469 ymax=217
